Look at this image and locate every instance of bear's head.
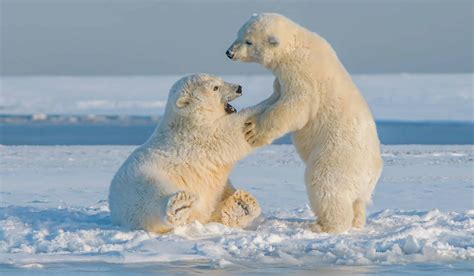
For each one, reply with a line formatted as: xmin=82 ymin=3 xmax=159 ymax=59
xmin=165 ymin=74 xmax=242 ymax=121
xmin=226 ymin=13 xmax=298 ymax=69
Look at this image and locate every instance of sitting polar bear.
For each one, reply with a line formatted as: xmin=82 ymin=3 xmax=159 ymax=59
xmin=226 ymin=13 xmax=383 ymax=233
xmin=109 ymin=74 xmax=262 ymax=233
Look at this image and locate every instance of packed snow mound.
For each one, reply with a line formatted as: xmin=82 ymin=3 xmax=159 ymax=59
xmin=1 ymin=202 xmax=472 ymax=268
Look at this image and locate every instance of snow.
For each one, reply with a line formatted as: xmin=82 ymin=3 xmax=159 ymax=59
xmin=1 ymin=145 xmax=473 ymax=273
xmin=1 ymin=73 xmax=473 ymax=273
xmin=1 ymin=74 xmax=473 ymax=121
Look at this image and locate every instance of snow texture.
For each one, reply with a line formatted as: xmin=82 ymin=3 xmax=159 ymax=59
xmin=1 ymin=145 xmax=473 ymax=270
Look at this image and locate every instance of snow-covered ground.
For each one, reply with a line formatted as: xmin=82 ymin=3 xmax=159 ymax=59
xmin=1 ymin=74 xmax=473 ymax=274
xmin=1 ymin=74 xmax=473 ymax=121
xmin=1 ymin=145 xmax=473 ymax=274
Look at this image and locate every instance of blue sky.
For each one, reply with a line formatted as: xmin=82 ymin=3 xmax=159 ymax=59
xmin=1 ymin=0 xmax=472 ymax=75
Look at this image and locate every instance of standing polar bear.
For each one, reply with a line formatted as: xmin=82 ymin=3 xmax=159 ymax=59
xmin=109 ymin=74 xmax=262 ymax=233
xmin=226 ymin=13 xmax=383 ymax=233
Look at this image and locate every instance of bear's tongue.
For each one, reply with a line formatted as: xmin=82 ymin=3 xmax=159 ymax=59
xmin=225 ymin=103 xmax=237 ymax=114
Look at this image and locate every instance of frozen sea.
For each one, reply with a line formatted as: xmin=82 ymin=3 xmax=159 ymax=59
xmin=0 ymin=74 xmax=473 ymax=274
xmin=0 ymin=145 xmax=473 ymax=275
xmin=1 ymin=74 xmax=472 ymax=146
xmin=1 ymin=74 xmax=473 ymax=121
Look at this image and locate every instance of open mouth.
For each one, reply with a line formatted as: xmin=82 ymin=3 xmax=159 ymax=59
xmin=224 ymin=103 xmax=237 ymax=114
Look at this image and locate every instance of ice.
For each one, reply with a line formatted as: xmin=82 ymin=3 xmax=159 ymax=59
xmin=0 ymin=145 xmax=473 ymax=272
xmin=1 ymin=74 xmax=473 ymax=121
xmin=1 ymin=204 xmax=473 ymax=267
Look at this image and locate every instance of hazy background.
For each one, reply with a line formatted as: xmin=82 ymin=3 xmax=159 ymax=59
xmin=1 ymin=0 xmax=472 ymax=76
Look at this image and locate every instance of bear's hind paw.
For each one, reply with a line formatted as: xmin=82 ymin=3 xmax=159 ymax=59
xmin=221 ymin=190 xmax=261 ymax=228
xmin=311 ymin=222 xmax=348 ymax=234
xmin=165 ymin=191 xmax=196 ymax=226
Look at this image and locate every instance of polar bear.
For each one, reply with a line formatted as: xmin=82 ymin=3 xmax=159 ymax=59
xmin=109 ymin=74 xmax=262 ymax=233
xmin=226 ymin=13 xmax=383 ymax=233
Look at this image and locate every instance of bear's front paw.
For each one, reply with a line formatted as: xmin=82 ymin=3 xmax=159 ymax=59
xmin=310 ymin=222 xmax=327 ymax=233
xmin=243 ymin=118 xmax=256 ymax=141
xmin=221 ymin=190 xmax=261 ymax=228
xmin=244 ymin=118 xmax=269 ymax=147
xmin=165 ymin=191 xmax=196 ymax=226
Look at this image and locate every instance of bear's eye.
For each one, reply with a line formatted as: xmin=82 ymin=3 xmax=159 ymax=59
xmin=245 ymin=40 xmax=253 ymax=46
xmin=213 ymin=86 xmax=219 ymax=91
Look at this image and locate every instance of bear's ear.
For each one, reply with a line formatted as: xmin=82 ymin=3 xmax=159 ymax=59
xmin=176 ymin=94 xmax=191 ymax=108
xmin=268 ymin=35 xmax=279 ymax=47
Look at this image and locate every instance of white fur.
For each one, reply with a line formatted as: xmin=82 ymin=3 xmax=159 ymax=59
xmin=109 ymin=74 xmax=261 ymax=233
xmin=228 ymin=13 xmax=383 ymax=233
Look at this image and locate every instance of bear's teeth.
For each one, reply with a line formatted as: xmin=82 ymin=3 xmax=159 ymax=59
xmin=225 ymin=103 xmax=237 ymax=114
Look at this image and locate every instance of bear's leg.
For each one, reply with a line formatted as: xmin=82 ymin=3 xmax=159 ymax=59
xmin=165 ymin=191 xmax=196 ymax=226
xmin=352 ymin=199 xmax=366 ymax=229
xmin=221 ymin=179 xmax=237 ymax=201
xmin=310 ymin=195 xmax=354 ymax=234
xmin=220 ymin=189 xmax=261 ymax=228
xmin=210 ymin=179 xmax=236 ymax=221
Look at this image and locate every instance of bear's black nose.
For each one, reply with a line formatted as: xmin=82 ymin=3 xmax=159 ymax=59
xmin=236 ymin=85 xmax=242 ymax=94
xmin=226 ymin=50 xmax=234 ymax=59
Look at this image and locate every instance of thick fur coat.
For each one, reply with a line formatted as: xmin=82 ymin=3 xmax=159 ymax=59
xmin=109 ymin=74 xmax=261 ymax=233
xmin=227 ymin=13 xmax=383 ymax=233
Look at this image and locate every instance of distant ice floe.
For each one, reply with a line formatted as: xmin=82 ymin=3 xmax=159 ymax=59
xmin=1 ymin=74 xmax=473 ymax=121
xmin=0 ymin=114 xmax=160 ymax=125
xmin=76 ymin=100 xmax=166 ymax=110
xmin=31 ymin=113 xmax=48 ymax=121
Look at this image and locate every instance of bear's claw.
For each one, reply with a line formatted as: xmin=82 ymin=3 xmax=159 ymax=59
xmin=244 ymin=121 xmax=260 ymax=145
xmin=244 ymin=117 xmax=270 ymax=146
xmin=244 ymin=120 xmax=257 ymax=143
